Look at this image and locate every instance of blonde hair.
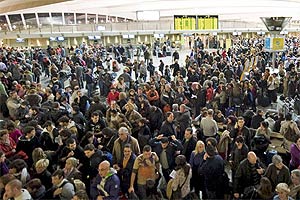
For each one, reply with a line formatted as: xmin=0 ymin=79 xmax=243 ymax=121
xmin=66 ymin=157 xmax=79 ymax=167
xmin=35 ymin=159 xmax=49 ymax=169
xmin=193 ymin=140 xmax=205 ymax=155
xmin=275 ymin=183 xmax=290 ymax=193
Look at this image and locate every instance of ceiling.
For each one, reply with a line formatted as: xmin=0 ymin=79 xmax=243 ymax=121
xmin=2 ymin=0 xmax=300 ymax=22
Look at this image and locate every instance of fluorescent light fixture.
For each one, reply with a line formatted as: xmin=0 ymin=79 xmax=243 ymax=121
xmin=94 ymin=35 xmax=101 ymax=39
xmin=49 ymin=37 xmax=56 ymax=41
xmin=97 ymin=26 xmax=105 ymax=31
xmin=16 ymin=38 xmax=25 ymax=43
xmin=123 ymin=34 xmax=135 ymax=39
xmin=137 ymin=10 xmax=160 ymax=21
xmin=57 ymin=36 xmax=64 ymax=41
xmin=257 ymin=31 xmax=265 ymax=35
xmin=280 ymin=30 xmax=288 ymax=35
xmin=88 ymin=36 xmax=94 ymax=40
xmin=154 ymin=33 xmax=164 ymax=38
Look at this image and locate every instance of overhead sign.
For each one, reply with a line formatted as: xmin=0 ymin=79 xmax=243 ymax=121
xmin=265 ymin=37 xmax=284 ymax=51
xmin=272 ymin=37 xmax=284 ymax=51
xmin=174 ymin=15 xmax=218 ymax=30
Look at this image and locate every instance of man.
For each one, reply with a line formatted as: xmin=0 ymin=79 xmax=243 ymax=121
xmin=200 ymin=109 xmax=218 ymax=140
xmin=58 ymin=138 xmax=86 ymax=170
xmin=199 ymin=144 xmax=225 ymax=199
xmin=128 ymin=145 xmax=160 ymax=199
xmin=85 ymin=111 xmax=107 ymax=136
xmin=51 ymin=169 xmax=75 ymax=200
xmin=230 ymin=117 xmax=252 ymax=149
xmin=160 ymin=112 xmax=177 ymax=137
xmin=3 ymin=179 xmax=32 ymax=200
xmin=6 ymin=91 xmax=22 ymax=120
xmin=112 ymin=127 xmax=140 ymax=166
xmin=233 ymin=151 xmax=265 ymax=199
xmin=182 ymin=127 xmax=197 ymax=162
xmin=84 ymin=144 xmax=105 ymax=180
xmin=16 ymin=126 xmax=40 ymax=166
xmin=90 ymin=160 xmax=120 ymax=200
xmin=250 ymin=110 xmax=265 ymax=129
xmin=149 ymin=135 xmax=183 ymax=183
xmin=175 ymin=104 xmax=191 ymax=141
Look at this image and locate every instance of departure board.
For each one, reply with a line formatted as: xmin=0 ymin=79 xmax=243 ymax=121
xmin=197 ymin=15 xmax=218 ymax=30
xmin=174 ymin=15 xmax=196 ymax=30
xmin=174 ymin=15 xmax=218 ymax=30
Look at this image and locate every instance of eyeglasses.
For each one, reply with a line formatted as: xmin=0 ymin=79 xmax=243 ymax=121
xmin=98 ymin=168 xmax=108 ymax=172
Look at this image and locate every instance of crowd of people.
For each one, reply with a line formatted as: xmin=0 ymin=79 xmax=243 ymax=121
xmin=0 ymin=35 xmax=300 ymax=200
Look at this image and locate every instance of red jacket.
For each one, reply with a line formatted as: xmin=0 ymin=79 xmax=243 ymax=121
xmin=0 ymin=137 xmax=16 ymax=158
xmin=107 ymin=91 xmax=120 ymax=105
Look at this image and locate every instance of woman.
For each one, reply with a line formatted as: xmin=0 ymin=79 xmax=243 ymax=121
xmin=124 ymin=102 xmax=142 ymax=137
xmin=253 ymin=177 xmax=274 ymax=200
xmin=265 ymin=155 xmax=291 ymax=190
xmin=226 ymin=115 xmax=237 ymax=132
xmin=9 ymin=159 xmax=30 ymax=185
xmin=289 ymin=169 xmax=300 ymax=199
xmin=273 ymin=183 xmax=293 ymax=200
xmin=25 ymin=178 xmax=46 ymax=200
xmin=171 ymin=155 xmax=192 ymax=200
xmin=32 ymin=159 xmax=52 ymax=190
xmin=6 ymin=120 xmax=22 ymax=144
xmin=64 ymin=157 xmax=82 ymax=183
xmin=0 ymin=129 xmax=17 ymax=159
xmin=289 ymin=135 xmax=300 ymax=171
xmin=189 ymin=141 xmax=206 ymax=199
xmin=0 ymin=151 xmax=9 ymax=177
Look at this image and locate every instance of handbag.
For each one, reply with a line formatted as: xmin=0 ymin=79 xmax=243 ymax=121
xmin=171 ymin=176 xmax=188 ymax=200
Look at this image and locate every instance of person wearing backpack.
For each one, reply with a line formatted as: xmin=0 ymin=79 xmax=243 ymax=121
xmin=280 ymin=113 xmax=300 ymax=150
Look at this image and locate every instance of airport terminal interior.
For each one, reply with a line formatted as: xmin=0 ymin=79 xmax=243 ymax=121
xmin=2 ymin=0 xmax=300 ymax=199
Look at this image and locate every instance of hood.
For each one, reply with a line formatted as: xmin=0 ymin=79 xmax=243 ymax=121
xmin=15 ymin=189 xmax=32 ymax=200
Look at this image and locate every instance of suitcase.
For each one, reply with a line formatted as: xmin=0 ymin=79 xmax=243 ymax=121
xmin=257 ymin=95 xmax=271 ymax=107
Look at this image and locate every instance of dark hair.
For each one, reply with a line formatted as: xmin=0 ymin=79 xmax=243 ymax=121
xmin=52 ymin=169 xmax=64 ymax=178
xmin=143 ymin=145 xmax=152 ymax=152
xmin=257 ymin=177 xmax=273 ymax=199
xmin=74 ymin=190 xmax=89 ymax=200
xmin=236 ymin=135 xmax=245 ymax=143
xmin=58 ymin=116 xmax=70 ymax=123
xmin=260 ymin=121 xmax=269 ymax=128
xmin=91 ymin=111 xmax=100 ymax=117
xmin=9 ymin=159 xmax=28 ymax=172
xmin=25 ymin=178 xmax=42 ymax=191
xmin=43 ymin=120 xmax=53 ymax=128
xmin=286 ymin=113 xmax=292 ymax=121
xmin=72 ymin=105 xmax=80 ymax=113
xmin=23 ymin=126 xmax=35 ymax=135
xmin=206 ymin=144 xmax=216 ymax=157
xmin=206 ymin=137 xmax=217 ymax=147
xmin=294 ymin=134 xmax=300 ymax=143
xmin=175 ymin=155 xmax=190 ymax=177
xmin=124 ymin=143 xmax=132 ymax=150
xmin=84 ymin=144 xmax=95 ymax=151
xmin=0 ymin=129 xmax=8 ymax=137
xmin=66 ymin=138 xmax=76 ymax=146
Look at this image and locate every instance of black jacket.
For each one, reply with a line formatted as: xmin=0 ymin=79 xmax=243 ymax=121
xmin=149 ymin=138 xmax=183 ymax=170
xmin=182 ymin=136 xmax=197 ymax=162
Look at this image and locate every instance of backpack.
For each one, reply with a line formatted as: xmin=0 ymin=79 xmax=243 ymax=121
xmin=284 ymin=122 xmax=298 ymax=142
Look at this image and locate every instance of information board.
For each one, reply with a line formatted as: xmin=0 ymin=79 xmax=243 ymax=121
xmin=174 ymin=15 xmax=218 ymax=30
xmin=174 ymin=15 xmax=196 ymax=30
xmin=197 ymin=15 xmax=218 ymax=30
